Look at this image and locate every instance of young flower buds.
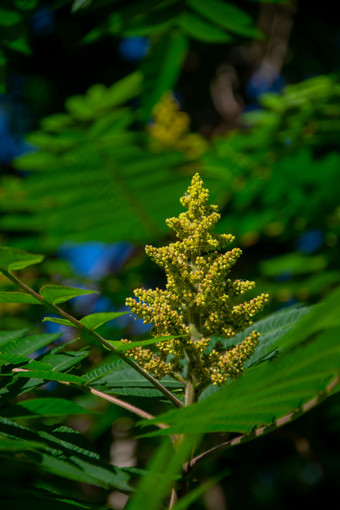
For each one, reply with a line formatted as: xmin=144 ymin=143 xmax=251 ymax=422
xmin=125 ymin=173 xmax=269 ymax=387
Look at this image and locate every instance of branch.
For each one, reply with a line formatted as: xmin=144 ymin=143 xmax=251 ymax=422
xmin=88 ymin=387 xmax=168 ymax=429
xmin=12 ymin=367 xmax=168 ymax=429
xmin=4 ymin=269 xmax=183 ymax=409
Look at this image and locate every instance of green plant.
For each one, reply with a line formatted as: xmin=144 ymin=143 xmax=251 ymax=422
xmin=67 ymin=0 xmax=263 ymax=121
xmin=0 ymin=0 xmax=37 ymax=92
xmin=0 ymin=71 xmax=191 ymax=250
xmin=3 ymin=74 xmax=340 ymax=306
xmin=125 ymin=174 xmax=268 ymax=392
xmin=0 ymin=174 xmax=339 ymax=509
xmin=0 ymin=0 xmax=263 ymax=252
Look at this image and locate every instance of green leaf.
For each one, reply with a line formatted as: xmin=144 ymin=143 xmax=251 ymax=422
xmin=0 ymin=329 xmax=28 ymax=345
xmin=90 ymin=363 xmax=182 ymax=389
xmin=43 ymin=311 xmax=127 ymax=330
xmin=260 ymin=253 xmax=327 ymax=276
xmin=35 ymin=452 xmax=113 ymax=488
xmin=178 ymin=11 xmax=232 ymax=43
xmin=14 ymin=0 xmax=38 ymax=10
xmin=15 ymin=369 xmax=85 ymax=384
xmin=106 ymin=71 xmax=142 ymax=108
xmin=108 ymin=335 xmax=182 ymax=352
xmin=0 ymin=368 xmax=45 ymax=406
xmin=81 ymin=311 xmax=128 ymax=330
xmin=0 ymin=437 xmax=45 ymax=451
xmin=0 ymin=332 xmax=61 ymax=356
xmin=0 ymin=9 xmax=21 ymax=27
xmin=200 ymin=305 xmax=311 ymax=400
xmin=40 ymin=425 xmax=132 ymax=491
xmin=89 ymin=363 xmax=183 ymax=398
xmin=13 ymin=150 xmax=57 ymax=171
xmin=272 ymin=286 xmax=340 ymax=353
xmin=2 ymin=398 xmax=93 ymax=419
xmin=64 ymin=95 xmax=94 ymax=120
xmin=42 ymin=349 xmax=89 ymax=372
xmin=141 ymin=30 xmax=188 ymax=121
xmin=145 ymin=328 xmax=340 ymax=438
xmin=1 ymin=100 xmax=189 ymax=248
xmin=126 ymin=435 xmax=198 ymax=510
xmin=65 ymin=72 xmax=142 ymax=120
xmin=0 ymin=349 xmax=85 ymax=383
xmin=189 ymin=0 xmax=260 ymax=37
xmin=42 ymin=317 xmax=75 ymax=327
xmin=0 ymin=246 xmax=44 ymax=273
xmin=40 ymin=284 xmax=98 ymax=304
xmin=5 ymin=35 xmax=32 ymax=56
xmin=0 ymin=291 xmax=41 ymax=304
xmin=0 ymin=418 xmax=131 ymax=491
xmin=84 ymin=357 xmax=125 ymax=384
xmin=40 ymin=452 xmax=131 ymax=492
xmin=105 ymin=386 xmax=168 ymax=398
xmin=220 ymin=305 xmax=310 ymax=368
xmin=0 ymin=376 xmax=44 ymax=410
xmin=0 ymin=350 xmax=51 ymax=369
xmin=1 ymin=69 xmax=201 ymax=251
xmin=40 ymin=112 xmax=73 ymax=132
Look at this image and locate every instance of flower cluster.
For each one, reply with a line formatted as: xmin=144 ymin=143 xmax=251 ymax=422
xmin=147 ymin=93 xmax=207 ymax=159
xmin=125 ymin=174 xmax=269 ymax=386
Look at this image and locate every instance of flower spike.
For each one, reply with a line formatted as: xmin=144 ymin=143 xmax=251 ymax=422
xmin=125 ymin=174 xmax=269 ymax=387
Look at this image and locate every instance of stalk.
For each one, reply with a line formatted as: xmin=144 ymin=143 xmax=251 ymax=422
xmin=123 ymin=174 xmax=269 ymax=507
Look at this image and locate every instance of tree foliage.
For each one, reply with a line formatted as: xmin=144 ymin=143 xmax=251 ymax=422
xmin=1 ymin=183 xmax=339 ymax=508
xmin=0 ymin=0 xmax=339 ymax=508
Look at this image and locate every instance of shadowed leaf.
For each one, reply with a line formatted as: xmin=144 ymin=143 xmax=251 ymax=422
xmin=40 ymin=284 xmax=98 ymax=304
xmin=0 ymin=246 xmax=44 ymax=272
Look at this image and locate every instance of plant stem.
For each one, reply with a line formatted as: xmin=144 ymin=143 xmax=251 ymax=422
xmin=184 ymin=375 xmax=195 ymax=407
xmin=170 ymin=305 xmax=203 ymax=504
xmin=88 ymin=387 xmax=165 ymax=424
xmin=184 ymin=439 xmax=236 ymax=473
xmin=184 ymin=307 xmax=202 ymax=406
xmin=12 ymin=367 xmax=169 ymax=429
xmin=169 ymin=488 xmax=178 ymax=508
xmin=4 ymin=270 xmax=183 ymax=409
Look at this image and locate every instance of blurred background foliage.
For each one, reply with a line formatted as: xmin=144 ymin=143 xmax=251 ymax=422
xmin=0 ymin=0 xmax=339 ymax=508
